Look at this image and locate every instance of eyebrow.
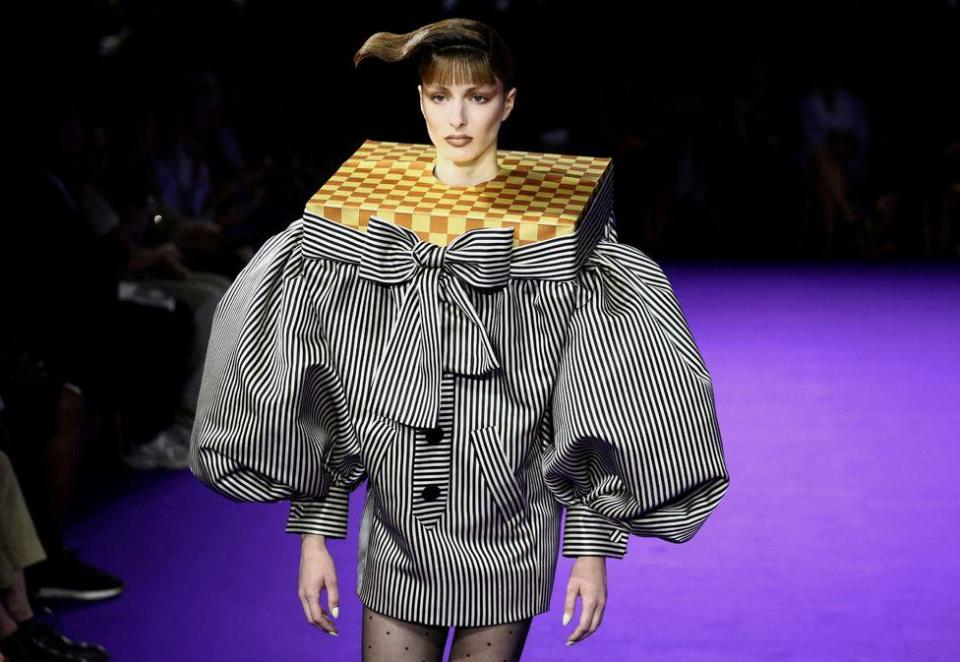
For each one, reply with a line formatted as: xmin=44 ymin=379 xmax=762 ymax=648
xmin=427 ymin=84 xmax=495 ymax=92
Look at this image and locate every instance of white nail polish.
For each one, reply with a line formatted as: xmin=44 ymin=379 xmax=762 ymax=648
xmin=566 ymin=640 xmax=574 ymax=646
xmin=332 ymin=606 xmax=339 ymax=619
xmin=562 ymin=612 xmax=571 ymax=626
xmin=329 ymin=631 xmax=339 ymax=637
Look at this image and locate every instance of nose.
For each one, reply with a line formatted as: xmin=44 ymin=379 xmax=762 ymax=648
xmin=449 ymin=100 xmax=466 ymax=128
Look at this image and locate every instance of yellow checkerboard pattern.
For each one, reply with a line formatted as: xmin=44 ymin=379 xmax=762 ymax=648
xmin=305 ymin=139 xmax=612 ymax=247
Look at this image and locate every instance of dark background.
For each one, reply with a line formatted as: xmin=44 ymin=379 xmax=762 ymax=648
xmin=11 ymin=0 xmax=960 ymax=267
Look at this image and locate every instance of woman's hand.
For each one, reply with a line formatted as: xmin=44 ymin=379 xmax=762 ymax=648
xmin=298 ymin=534 xmax=340 ymax=636
xmin=563 ymin=556 xmax=607 ymax=645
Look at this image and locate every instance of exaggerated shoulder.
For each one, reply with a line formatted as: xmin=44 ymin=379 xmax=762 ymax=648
xmin=572 ymin=238 xmax=712 ymax=384
xmin=239 ymin=218 xmax=306 ymax=282
xmin=574 ymin=238 xmax=674 ymax=309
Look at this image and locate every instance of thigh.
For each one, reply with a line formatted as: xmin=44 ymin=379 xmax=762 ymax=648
xmin=362 ymin=605 xmax=449 ymax=662
xmin=449 ymin=616 xmax=533 ymax=662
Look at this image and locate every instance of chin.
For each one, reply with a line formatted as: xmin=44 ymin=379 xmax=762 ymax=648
xmin=431 ymin=135 xmax=488 ymax=164
xmin=455 ymin=144 xmax=486 ymax=162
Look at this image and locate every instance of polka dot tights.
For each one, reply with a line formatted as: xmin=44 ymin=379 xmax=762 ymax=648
xmin=448 ymin=617 xmax=533 ymax=661
xmin=362 ymin=606 xmax=533 ymax=661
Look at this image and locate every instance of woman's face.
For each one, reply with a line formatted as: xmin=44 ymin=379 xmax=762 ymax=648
xmin=418 ymin=78 xmax=516 ymax=166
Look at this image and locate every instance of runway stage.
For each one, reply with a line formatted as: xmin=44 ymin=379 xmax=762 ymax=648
xmin=51 ymin=260 xmax=960 ymax=661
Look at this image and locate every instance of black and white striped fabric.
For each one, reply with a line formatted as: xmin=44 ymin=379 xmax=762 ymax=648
xmin=189 ymin=169 xmax=730 ymax=627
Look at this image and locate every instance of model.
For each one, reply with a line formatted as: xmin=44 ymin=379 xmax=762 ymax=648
xmin=189 ymin=18 xmax=730 ymax=661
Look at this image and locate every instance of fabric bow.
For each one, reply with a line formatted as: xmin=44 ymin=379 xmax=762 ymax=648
xmin=358 ymin=217 xmax=515 ymax=429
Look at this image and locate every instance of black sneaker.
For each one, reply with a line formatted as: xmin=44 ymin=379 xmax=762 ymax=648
xmin=0 ymin=616 xmax=109 ymax=661
xmin=25 ymin=548 xmax=124 ymax=602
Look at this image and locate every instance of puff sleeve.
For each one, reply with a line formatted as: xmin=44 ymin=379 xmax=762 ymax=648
xmin=545 ymin=239 xmax=730 ymax=555
xmin=188 ymin=219 xmax=366 ymax=538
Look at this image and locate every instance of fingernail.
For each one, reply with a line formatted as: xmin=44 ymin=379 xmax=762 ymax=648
xmin=332 ymin=606 xmax=339 ymax=619
xmin=328 ymin=631 xmax=339 ymax=637
xmin=566 ymin=640 xmax=575 ymax=646
xmin=562 ymin=612 xmax=571 ymax=626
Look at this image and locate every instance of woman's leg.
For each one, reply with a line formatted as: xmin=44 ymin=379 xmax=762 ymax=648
xmin=449 ymin=616 xmax=533 ymax=662
xmin=362 ymin=605 xmax=450 ymax=662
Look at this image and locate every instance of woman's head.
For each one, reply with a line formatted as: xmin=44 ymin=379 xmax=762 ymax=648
xmin=354 ymin=18 xmax=516 ymax=172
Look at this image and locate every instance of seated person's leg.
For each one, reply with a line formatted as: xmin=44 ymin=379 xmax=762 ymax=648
xmin=0 ymin=447 xmax=47 ymax=615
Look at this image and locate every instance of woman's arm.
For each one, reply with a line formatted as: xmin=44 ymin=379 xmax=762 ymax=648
xmin=298 ymin=534 xmax=340 ymax=636
xmin=564 ymin=557 xmax=608 ymax=645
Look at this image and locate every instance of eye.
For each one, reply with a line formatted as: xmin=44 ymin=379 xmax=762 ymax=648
xmin=428 ymin=93 xmax=489 ymax=104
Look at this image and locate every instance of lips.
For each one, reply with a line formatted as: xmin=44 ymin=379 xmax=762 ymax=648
xmin=445 ymin=137 xmax=472 ymax=146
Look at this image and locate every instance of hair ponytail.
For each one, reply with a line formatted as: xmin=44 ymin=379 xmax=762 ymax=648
xmin=353 ymin=18 xmax=515 ymax=92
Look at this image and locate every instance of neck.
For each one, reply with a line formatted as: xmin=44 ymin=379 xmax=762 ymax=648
xmin=433 ymin=144 xmax=500 ymax=186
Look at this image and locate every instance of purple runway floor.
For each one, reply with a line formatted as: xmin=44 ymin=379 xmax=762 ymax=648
xmin=51 ymin=261 xmax=960 ymax=661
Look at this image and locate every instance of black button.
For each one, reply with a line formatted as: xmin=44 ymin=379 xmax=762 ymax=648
xmin=421 ymin=485 xmax=440 ymax=501
xmin=425 ymin=427 xmax=444 ymax=445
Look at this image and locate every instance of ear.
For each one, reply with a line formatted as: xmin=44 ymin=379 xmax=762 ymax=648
xmin=501 ymin=87 xmax=517 ymax=121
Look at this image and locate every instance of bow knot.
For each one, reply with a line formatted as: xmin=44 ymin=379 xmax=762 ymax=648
xmin=358 ymin=217 xmax=515 ymax=429
xmin=412 ymin=242 xmax=445 ymax=269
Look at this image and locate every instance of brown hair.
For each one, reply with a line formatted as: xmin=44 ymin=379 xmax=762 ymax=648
xmin=353 ymin=18 xmax=515 ymax=92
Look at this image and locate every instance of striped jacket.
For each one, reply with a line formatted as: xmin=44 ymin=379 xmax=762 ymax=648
xmin=188 ymin=171 xmax=730 ymax=627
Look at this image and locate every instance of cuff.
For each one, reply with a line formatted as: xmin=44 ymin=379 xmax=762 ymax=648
xmin=284 ymin=484 xmax=352 ymax=539
xmin=561 ymin=503 xmax=629 ymax=559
